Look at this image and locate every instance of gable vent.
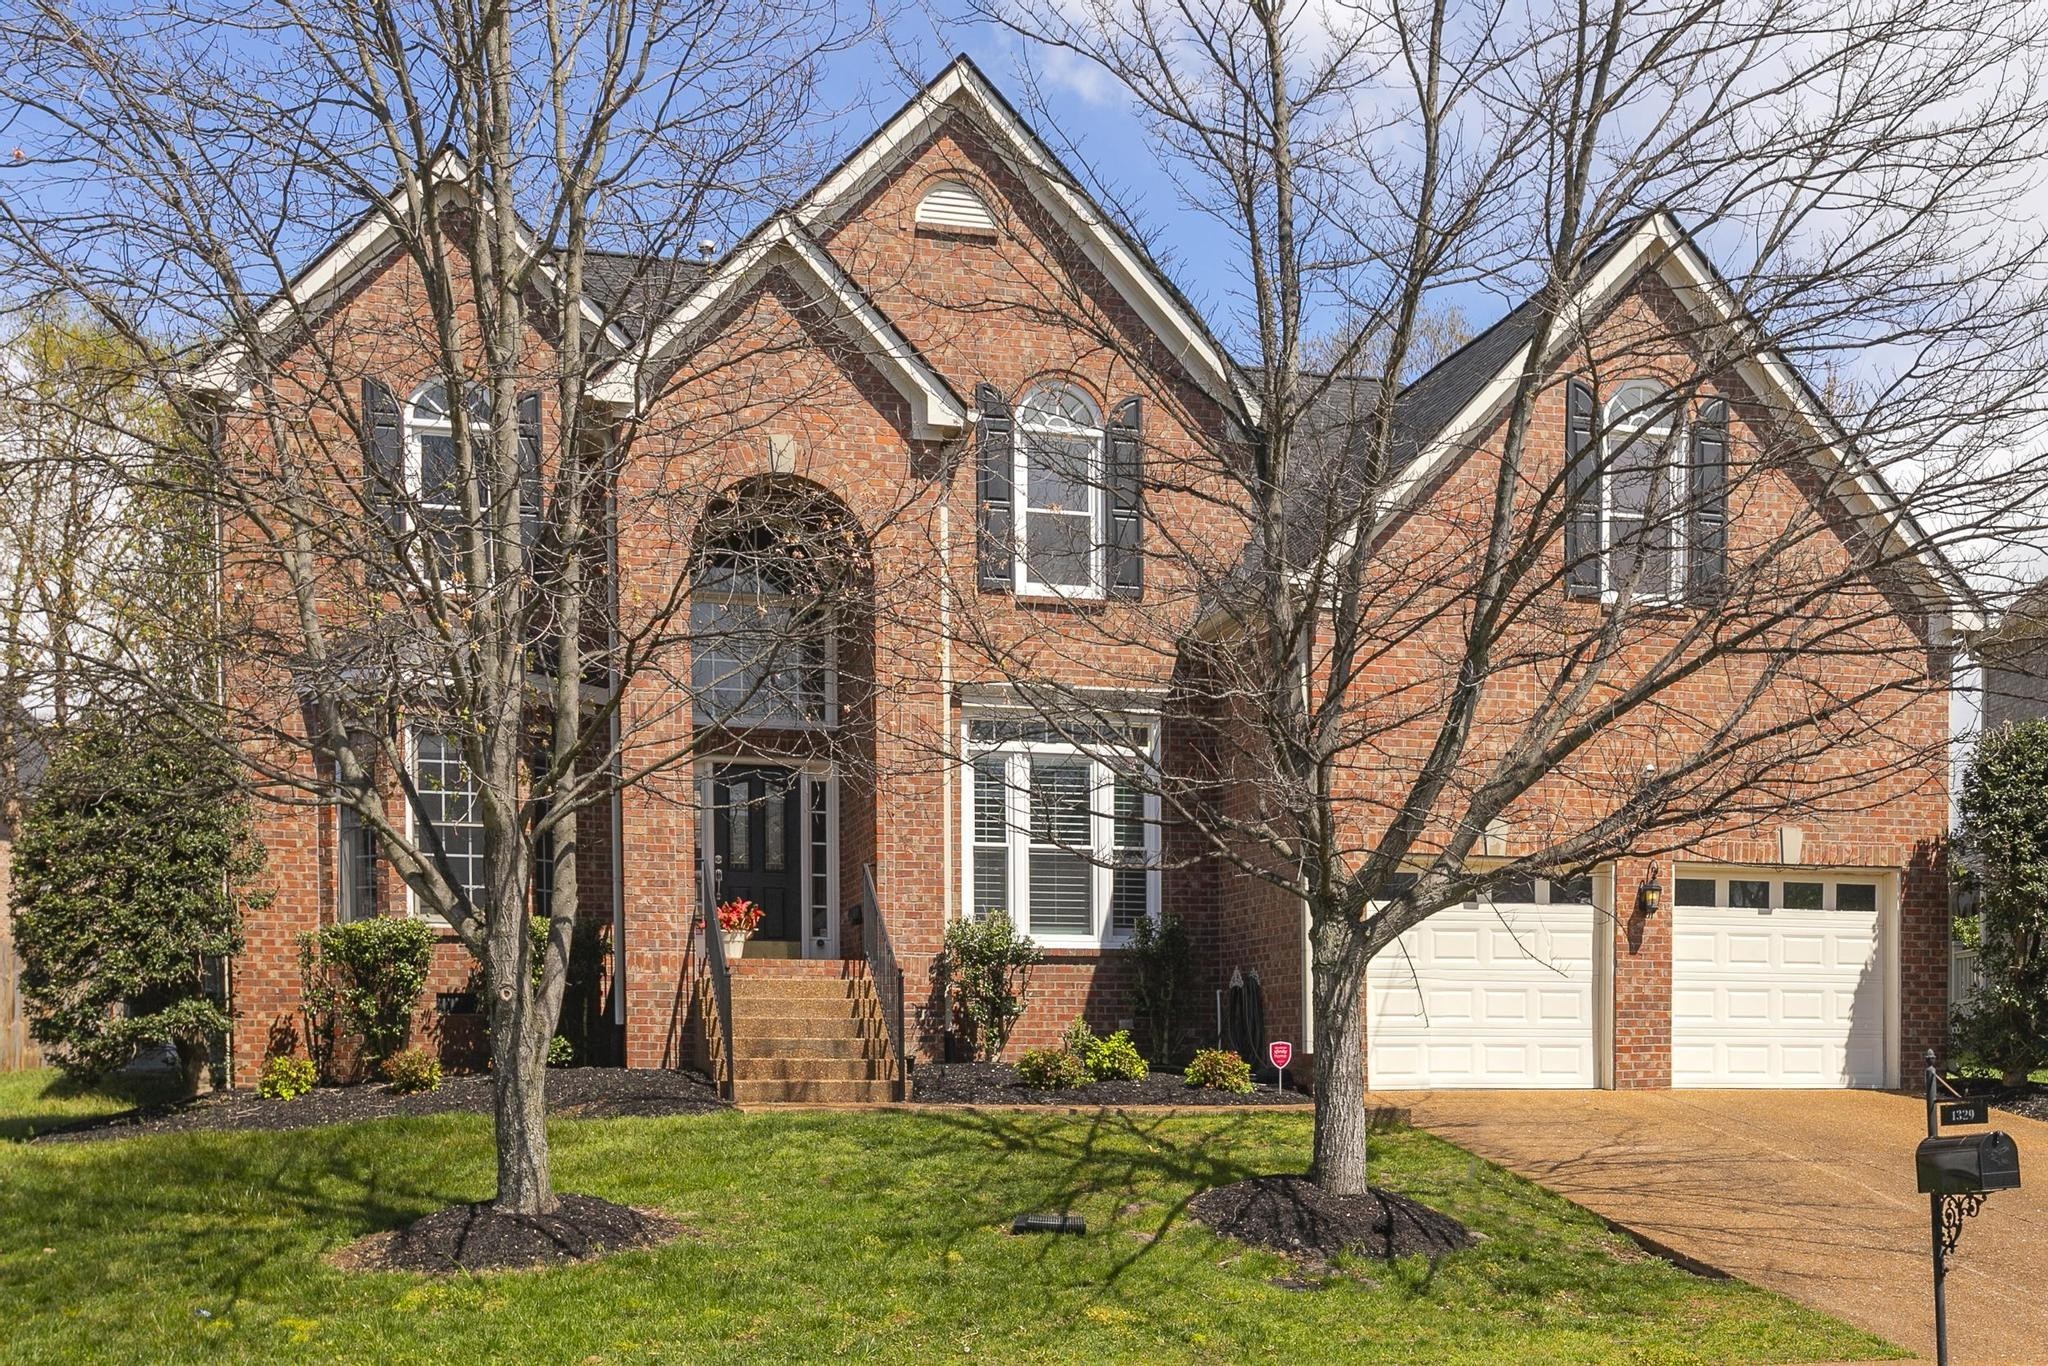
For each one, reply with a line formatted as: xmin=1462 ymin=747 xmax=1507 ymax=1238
xmin=916 ymin=180 xmax=997 ymax=232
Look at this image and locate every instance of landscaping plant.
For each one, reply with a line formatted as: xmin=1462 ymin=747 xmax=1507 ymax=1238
xmin=9 ymin=714 xmax=261 ymax=1095
xmin=1014 ymin=1045 xmax=1089 ymax=1090
xmin=547 ymin=1035 xmax=574 ymax=1067
xmin=382 ymin=1045 xmax=443 ymax=1095
xmin=257 ymin=1055 xmax=317 ymax=1101
xmin=303 ymin=917 xmax=435 ymax=1070
xmin=1128 ymin=912 xmax=1191 ymax=1062
xmin=1185 ymin=1048 xmax=1255 ymax=1094
xmin=938 ymin=912 xmax=1042 ymax=1061
xmin=1952 ymin=720 xmax=2048 ymax=1084
xmin=1082 ymin=1029 xmax=1149 ymax=1082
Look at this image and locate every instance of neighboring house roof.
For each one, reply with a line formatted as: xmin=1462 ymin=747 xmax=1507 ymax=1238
xmin=1367 ymin=210 xmax=1983 ymax=632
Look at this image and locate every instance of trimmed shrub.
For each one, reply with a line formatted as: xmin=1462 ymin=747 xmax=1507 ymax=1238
xmin=256 ymin=1055 xmax=317 ymax=1101
xmin=9 ymin=715 xmax=260 ymax=1095
xmin=1129 ymin=912 xmax=1192 ymax=1063
xmin=303 ymin=916 xmax=434 ymax=1070
xmin=547 ymin=1034 xmax=574 ymax=1067
xmin=1015 ymin=1046 xmax=1088 ymax=1090
xmin=1082 ymin=1029 xmax=1149 ymax=1082
xmin=937 ymin=912 xmax=1042 ymax=1061
xmin=1061 ymin=1017 xmax=1097 ymax=1058
xmin=381 ymin=1045 xmax=442 ymax=1095
xmin=1184 ymin=1048 xmax=1254 ymax=1093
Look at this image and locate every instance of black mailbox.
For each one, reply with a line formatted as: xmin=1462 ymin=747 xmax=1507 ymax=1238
xmin=1916 ymin=1132 xmax=2022 ymax=1195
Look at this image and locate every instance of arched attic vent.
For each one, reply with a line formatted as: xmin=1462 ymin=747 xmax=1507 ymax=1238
xmin=915 ymin=180 xmax=997 ymax=232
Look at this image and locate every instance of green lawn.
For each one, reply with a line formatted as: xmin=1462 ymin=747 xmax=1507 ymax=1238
xmin=0 ymin=1066 xmax=182 ymax=1143
xmin=0 ymin=1087 xmax=1899 ymax=1364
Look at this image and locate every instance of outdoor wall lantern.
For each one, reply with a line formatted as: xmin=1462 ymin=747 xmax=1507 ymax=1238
xmin=1637 ymin=869 xmax=1663 ymax=915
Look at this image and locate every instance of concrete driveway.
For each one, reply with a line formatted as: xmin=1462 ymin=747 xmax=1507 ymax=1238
xmin=1400 ymin=1089 xmax=2048 ymax=1364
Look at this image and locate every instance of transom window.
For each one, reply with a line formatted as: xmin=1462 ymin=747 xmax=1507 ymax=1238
xmin=963 ymin=716 xmax=1158 ymax=946
xmin=691 ymin=506 xmax=841 ymax=728
xmin=1604 ymin=381 xmax=1683 ymax=599
xmin=1015 ymin=384 xmax=1103 ymax=595
xmin=407 ymin=381 xmax=492 ymax=566
xmin=1674 ymin=873 xmax=1880 ymax=914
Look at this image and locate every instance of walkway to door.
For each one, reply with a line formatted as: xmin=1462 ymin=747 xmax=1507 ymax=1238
xmin=1401 ymin=1089 xmax=2048 ymax=1363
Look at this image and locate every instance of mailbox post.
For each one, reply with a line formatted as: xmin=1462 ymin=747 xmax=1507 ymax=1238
xmin=1919 ymin=1049 xmax=2022 ymax=1365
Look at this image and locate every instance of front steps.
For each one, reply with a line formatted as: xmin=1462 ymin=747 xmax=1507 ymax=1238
xmin=715 ymin=960 xmax=899 ymax=1104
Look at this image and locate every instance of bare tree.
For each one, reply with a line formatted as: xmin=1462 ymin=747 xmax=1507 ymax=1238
xmin=0 ymin=0 xmax=897 ymax=1216
xmin=949 ymin=0 xmax=2048 ymax=1194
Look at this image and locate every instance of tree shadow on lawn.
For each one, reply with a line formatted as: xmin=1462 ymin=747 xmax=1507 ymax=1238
xmin=1 ymin=1120 xmax=479 ymax=1324
xmin=859 ymin=1107 xmax=1449 ymax=1289
xmin=0 ymin=1069 xmax=186 ymax=1143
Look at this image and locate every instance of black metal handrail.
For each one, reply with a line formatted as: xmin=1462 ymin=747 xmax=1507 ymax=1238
xmin=700 ymin=856 xmax=736 ymax=1102
xmin=861 ymin=864 xmax=907 ymax=1101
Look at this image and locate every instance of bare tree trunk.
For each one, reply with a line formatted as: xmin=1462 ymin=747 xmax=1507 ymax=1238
xmin=1308 ymin=908 xmax=1370 ymax=1194
xmin=489 ymin=993 xmax=554 ymax=1215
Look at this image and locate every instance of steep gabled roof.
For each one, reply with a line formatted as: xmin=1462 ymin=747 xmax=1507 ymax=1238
xmin=185 ymin=151 xmax=632 ymax=400
xmin=606 ymin=55 xmax=1255 ymax=423
xmin=588 ymin=217 xmax=967 ymax=440
xmin=1370 ymin=211 xmax=1981 ymax=630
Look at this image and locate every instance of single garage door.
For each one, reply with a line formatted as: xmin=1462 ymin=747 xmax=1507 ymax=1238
xmin=1367 ymin=879 xmax=1601 ymax=1089
xmin=1672 ymin=872 xmax=1887 ymax=1088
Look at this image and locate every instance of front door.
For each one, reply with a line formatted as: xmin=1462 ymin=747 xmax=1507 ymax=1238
xmin=711 ymin=765 xmax=802 ymax=945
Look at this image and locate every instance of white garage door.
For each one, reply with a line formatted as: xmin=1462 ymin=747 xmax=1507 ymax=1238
xmin=1367 ymin=887 xmax=1601 ymax=1089
xmin=1672 ymin=873 xmax=1888 ymax=1088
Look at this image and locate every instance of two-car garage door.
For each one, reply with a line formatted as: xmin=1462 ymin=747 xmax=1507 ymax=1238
xmin=1367 ymin=884 xmax=1601 ymax=1089
xmin=1364 ymin=869 xmax=1893 ymax=1091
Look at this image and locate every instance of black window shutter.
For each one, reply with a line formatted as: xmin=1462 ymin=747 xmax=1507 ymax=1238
xmin=517 ymin=390 xmax=543 ymax=550
xmin=1688 ymin=397 xmax=1728 ymax=601
xmin=1564 ymin=378 xmax=1602 ymax=599
xmin=363 ymin=377 xmax=404 ymax=536
xmin=976 ymin=383 xmax=1014 ymax=590
xmin=1105 ymin=397 xmax=1143 ymax=598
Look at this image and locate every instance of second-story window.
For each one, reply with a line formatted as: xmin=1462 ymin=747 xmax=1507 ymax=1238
xmin=1603 ymin=381 xmax=1684 ymax=600
xmin=691 ymin=510 xmax=838 ymax=728
xmin=407 ymin=381 xmax=492 ymax=568
xmin=1015 ymin=384 xmax=1103 ymax=595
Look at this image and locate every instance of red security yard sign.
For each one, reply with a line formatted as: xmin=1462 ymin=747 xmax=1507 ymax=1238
xmin=1268 ymin=1041 xmax=1293 ymax=1094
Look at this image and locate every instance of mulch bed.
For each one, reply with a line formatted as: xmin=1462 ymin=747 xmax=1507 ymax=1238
xmin=911 ymin=1062 xmax=1314 ymax=1107
xmin=32 ymin=1068 xmax=726 ymax=1144
xmin=1945 ymin=1076 xmax=2048 ymax=1124
xmin=1188 ymin=1174 xmax=1472 ymax=1263
xmin=330 ymin=1195 xmax=684 ymax=1274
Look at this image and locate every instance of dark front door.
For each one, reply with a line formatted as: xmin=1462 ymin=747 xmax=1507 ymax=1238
xmin=712 ymin=764 xmax=801 ymax=943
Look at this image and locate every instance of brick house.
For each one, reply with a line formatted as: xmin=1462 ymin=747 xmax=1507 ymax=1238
xmin=198 ymin=57 xmax=1973 ymax=1099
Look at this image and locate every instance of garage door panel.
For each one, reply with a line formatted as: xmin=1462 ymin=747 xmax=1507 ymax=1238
xmin=1369 ymin=901 xmax=1599 ymax=1090
xmin=1673 ymin=905 xmax=1886 ymax=1088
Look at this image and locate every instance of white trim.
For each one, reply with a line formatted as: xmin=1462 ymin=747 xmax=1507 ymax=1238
xmin=590 ymin=218 xmax=967 ymax=439
xmin=189 ymin=153 xmax=630 ymax=400
xmin=956 ymin=712 xmax=1161 ymax=950
xmin=607 ymin=58 xmax=1253 ymax=424
xmin=1370 ymin=211 xmax=1976 ymax=624
xmin=1014 ymin=383 xmax=1106 ymax=597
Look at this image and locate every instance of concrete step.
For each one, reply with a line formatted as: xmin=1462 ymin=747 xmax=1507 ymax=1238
xmin=729 ymin=1009 xmax=868 ymax=1035
xmin=728 ymin=979 xmax=863 ymax=1002
xmin=733 ymin=1077 xmax=898 ymax=1105
xmin=731 ymin=1035 xmax=870 ymax=1060
xmin=739 ymin=1056 xmax=891 ymax=1082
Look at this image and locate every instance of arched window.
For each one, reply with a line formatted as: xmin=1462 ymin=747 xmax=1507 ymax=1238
xmin=691 ymin=493 xmax=849 ymax=727
xmin=1015 ymin=383 xmax=1103 ymax=595
xmin=407 ymin=380 xmax=491 ymax=563
xmin=1603 ymin=381 xmax=1682 ymax=598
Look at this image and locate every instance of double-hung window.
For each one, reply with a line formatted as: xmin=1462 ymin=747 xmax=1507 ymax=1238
xmin=407 ymin=381 xmax=493 ymax=571
xmin=1603 ymin=381 xmax=1683 ymax=599
xmin=962 ymin=716 xmax=1159 ymax=947
xmin=410 ymin=729 xmax=487 ymax=916
xmin=1015 ymin=385 xmax=1103 ymax=595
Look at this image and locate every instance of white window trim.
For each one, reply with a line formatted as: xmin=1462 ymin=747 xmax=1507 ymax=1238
xmin=1013 ymin=385 xmax=1106 ymax=599
xmin=958 ymin=715 xmax=1161 ymax=949
xmin=689 ymin=582 xmax=841 ymax=730
xmin=1600 ymin=380 xmax=1686 ymax=604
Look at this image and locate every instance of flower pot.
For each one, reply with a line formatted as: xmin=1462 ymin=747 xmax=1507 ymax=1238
xmin=721 ymin=929 xmax=748 ymax=959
